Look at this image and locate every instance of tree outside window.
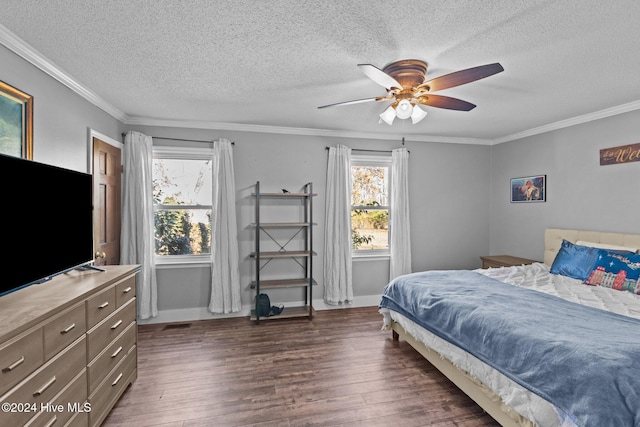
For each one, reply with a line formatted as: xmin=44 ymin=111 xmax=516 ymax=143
xmin=351 ymin=156 xmax=390 ymax=253
xmin=152 ymin=152 xmax=212 ymax=261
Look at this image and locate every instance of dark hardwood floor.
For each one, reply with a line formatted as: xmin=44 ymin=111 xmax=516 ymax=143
xmin=102 ymin=306 xmax=500 ymax=427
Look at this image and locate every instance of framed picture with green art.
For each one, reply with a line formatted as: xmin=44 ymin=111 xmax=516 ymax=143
xmin=0 ymin=80 xmax=33 ymax=159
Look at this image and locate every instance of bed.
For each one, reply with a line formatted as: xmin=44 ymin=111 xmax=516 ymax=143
xmin=379 ymin=228 xmax=640 ymax=427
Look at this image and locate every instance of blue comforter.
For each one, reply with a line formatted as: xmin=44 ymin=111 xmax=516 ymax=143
xmin=379 ymin=270 xmax=640 ymax=427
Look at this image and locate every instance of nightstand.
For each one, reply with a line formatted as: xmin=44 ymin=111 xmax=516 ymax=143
xmin=480 ymin=255 xmax=538 ymax=269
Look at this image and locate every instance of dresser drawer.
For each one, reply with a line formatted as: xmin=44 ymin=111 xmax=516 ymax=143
xmin=115 ymin=276 xmax=136 ymax=308
xmin=86 ymin=286 xmax=116 ymax=329
xmin=87 ymin=321 xmax=136 ymax=394
xmin=87 ymin=298 xmax=135 ymax=361
xmin=0 ymin=328 xmax=44 ymax=396
xmin=89 ymin=346 xmax=137 ymax=427
xmin=23 ymin=369 xmax=88 ymax=427
xmin=0 ymin=336 xmax=86 ymax=427
xmin=43 ymin=303 xmax=86 ymax=361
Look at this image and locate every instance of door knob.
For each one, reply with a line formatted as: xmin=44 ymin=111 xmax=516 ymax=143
xmin=95 ymin=251 xmax=106 ymax=259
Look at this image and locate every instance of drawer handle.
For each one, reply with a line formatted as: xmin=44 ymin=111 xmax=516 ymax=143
xmin=2 ymin=355 xmax=25 ymax=373
xmin=44 ymin=415 xmax=57 ymax=427
xmin=34 ymin=376 xmax=57 ymax=397
xmin=123 ymin=286 xmax=132 ymax=293
xmin=98 ymin=301 xmax=110 ymax=309
xmin=111 ymin=346 xmax=123 ymax=358
xmin=112 ymin=373 xmax=123 ymax=387
xmin=111 ymin=319 xmax=123 ymax=330
xmin=61 ymin=323 xmax=76 ymax=334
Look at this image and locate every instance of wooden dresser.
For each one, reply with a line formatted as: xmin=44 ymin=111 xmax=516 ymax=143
xmin=0 ymin=265 xmax=139 ymax=427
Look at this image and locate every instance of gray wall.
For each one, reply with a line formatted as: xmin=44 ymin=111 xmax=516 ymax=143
xmin=489 ymin=109 xmax=640 ymax=261
xmin=128 ymin=125 xmax=492 ymax=319
xmin=1 ymin=45 xmax=124 ymax=172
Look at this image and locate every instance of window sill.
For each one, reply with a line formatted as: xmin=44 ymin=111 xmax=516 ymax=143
xmin=155 ymin=256 xmax=212 ymax=269
xmin=352 ymin=253 xmax=391 ymax=262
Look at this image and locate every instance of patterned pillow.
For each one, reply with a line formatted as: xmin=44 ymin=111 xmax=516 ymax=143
xmin=584 ymin=250 xmax=640 ymax=294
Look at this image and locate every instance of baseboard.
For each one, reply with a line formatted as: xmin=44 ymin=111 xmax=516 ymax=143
xmin=137 ymin=294 xmax=382 ymax=325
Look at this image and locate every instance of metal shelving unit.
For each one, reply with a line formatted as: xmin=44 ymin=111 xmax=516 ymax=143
xmin=250 ymin=181 xmax=316 ymax=321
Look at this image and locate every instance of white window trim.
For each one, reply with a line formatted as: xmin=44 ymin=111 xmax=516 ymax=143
xmin=155 ymin=254 xmax=212 ymax=269
xmin=351 ymin=154 xmax=392 ymax=259
xmin=353 ymin=252 xmax=391 ymax=261
xmin=153 ymin=145 xmax=214 ymax=266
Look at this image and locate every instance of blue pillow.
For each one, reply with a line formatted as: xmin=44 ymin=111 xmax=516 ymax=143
xmin=584 ymin=251 xmax=640 ymax=294
xmin=550 ymin=240 xmax=601 ymax=280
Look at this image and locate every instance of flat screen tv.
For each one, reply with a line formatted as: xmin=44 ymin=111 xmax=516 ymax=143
xmin=0 ymin=153 xmax=94 ymax=296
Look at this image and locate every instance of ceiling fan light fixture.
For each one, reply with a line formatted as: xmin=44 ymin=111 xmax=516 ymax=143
xmin=395 ymin=99 xmax=413 ymax=120
xmin=321 ymin=60 xmax=503 ymax=125
xmin=379 ymin=105 xmax=396 ymax=125
xmin=411 ymin=105 xmax=428 ymax=124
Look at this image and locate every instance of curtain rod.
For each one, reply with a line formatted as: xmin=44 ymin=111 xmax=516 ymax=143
xmin=324 ymin=147 xmax=409 ymax=154
xmin=325 ymin=136 xmax=409 ymax=153
xmin=121 ymin=133 xmax=234 ymax=144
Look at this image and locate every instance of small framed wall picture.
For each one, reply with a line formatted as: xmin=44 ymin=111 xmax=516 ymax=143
xmin=0 ymin=80 xmax=33 ymax=159
xmin=510 ymin=175 xmax=546 ymax=203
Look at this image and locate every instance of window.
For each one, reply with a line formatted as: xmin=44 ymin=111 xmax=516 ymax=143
xmin=153 ymin=147 xmax=213 ymax=263
xmin=351 ymin=155 xmax=391 ymax=256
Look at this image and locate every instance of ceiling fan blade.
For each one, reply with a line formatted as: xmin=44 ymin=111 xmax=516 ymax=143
xmin=318 ymin=97 xmax=383 ymax=109
xmin=419 ymin=63 xmax=504 ymax=92
xmin=357 ymin=64 xmax=403 ymax=90
xmin=416 ymin=94 xmax=476 ymax=111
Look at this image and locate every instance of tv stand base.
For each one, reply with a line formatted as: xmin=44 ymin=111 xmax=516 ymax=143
xmin=79 ymin=264 xmax=106 ymax=273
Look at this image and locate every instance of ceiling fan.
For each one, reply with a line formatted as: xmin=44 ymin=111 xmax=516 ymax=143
xmin=318 ymin=59 xmax=504 ymax=125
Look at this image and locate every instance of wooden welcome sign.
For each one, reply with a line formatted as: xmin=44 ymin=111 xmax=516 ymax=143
xmin=600 ymin=142 xmax=640 ymax=166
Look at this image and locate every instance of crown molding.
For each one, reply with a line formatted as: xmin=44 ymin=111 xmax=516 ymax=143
xmin=492 ymin=100 xmax=640 ymax=145
xmin=124 ymin=116 xmax=492 ymax=145
xmin=0 ymin=24 xmax=128 ymax=122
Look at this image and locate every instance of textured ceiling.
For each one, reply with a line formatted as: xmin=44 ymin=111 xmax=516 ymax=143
xmin=1 ymin=0 xmax=640 ymax=143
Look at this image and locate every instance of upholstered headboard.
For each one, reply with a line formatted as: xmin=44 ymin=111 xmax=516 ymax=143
xmin=544 ymin=228 xmax=640 ymax=265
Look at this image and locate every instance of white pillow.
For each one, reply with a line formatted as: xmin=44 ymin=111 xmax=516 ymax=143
xmin=575 ymin=240 xmax=639 ymax=252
